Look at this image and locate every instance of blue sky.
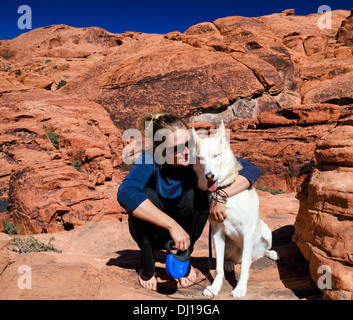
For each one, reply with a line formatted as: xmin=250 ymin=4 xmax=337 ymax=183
xmin=0 ymin=0 xmax=351 ymax=40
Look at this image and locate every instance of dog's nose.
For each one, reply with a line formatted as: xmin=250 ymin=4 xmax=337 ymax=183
xmin=205 ymin=173 xmax=214 ymax=181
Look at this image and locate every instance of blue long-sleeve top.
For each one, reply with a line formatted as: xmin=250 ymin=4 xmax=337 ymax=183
xmin=117 ymin=151 xmax=261 ymax=213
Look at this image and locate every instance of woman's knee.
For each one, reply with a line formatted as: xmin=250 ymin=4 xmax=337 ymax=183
xmin=143 ymin=187 xmax=163 ymax=210
xmin=177 ymin=188 xmax=208 ymax=214
xmin=176 ymin=188 xmax=194 ymax=213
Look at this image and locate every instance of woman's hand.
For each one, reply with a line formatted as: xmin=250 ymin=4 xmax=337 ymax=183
xmin=209 ymin=199 xmax=227 ymax=222
xmin=168 ymin=222 xmax=190 ymax=252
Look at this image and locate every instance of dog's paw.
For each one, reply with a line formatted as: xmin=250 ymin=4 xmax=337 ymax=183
xmin=203 ymin=284 xmax=221 ymax=296
xmin=231 ymin=285 xmax=247 ymax=298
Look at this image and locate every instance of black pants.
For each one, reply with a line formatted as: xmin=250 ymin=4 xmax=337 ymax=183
xmin=128 ymin=187 xmax=209 ymax=277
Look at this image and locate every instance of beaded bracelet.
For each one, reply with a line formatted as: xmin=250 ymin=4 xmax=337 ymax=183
xmin=211 ymin=188 xmax=229 ymax=204
xmin=217 ymin=188 xmax=229 ymax=199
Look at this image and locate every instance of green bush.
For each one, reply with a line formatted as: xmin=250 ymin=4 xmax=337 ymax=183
xmin=56 ymin=80 xmax=67 ymax=90
xmin=286 ymin=92 xmax=296 ymax=97
xmin=70 ymin=160 xmax=84 ymax=173
xmin=2 ymin=219 xmax=19 ymax=235
xmin=10 ymin=236 xmax=61 ymax=254
xmin=47 ymin=131 xmax=59 ymax=149
xmin=256 ymin=184 xmax=284 ymax=195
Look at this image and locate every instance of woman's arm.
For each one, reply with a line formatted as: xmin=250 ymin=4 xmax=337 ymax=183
xmin=133 ymin=199 xmax=190 ymax=251
xmin=222 ymin=174 xmax=251 ymax=198
xmin=236 ymin=157 xmax=262 ymax=188
xmin=117 ymin=152 xmax=154 ymax=213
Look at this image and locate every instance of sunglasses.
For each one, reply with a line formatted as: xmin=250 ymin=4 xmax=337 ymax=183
xmin=166 ymin=139 xmax=191 ymax=155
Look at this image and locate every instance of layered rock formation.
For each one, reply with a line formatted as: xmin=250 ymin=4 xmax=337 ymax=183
xmin=1 ymin=10 xmax=351 ymax=128
xmin=63 ymin=10 xmax=352 ymax=127
xmin=0 ymin=91 xmax=125 ymax=234
xmin=227 ymin=103 xmax=345 ymax=192
xmin=0 ymin=10 xmax=351 ymax=199
xmin=293 ymin=121 xmax=353 ymax=300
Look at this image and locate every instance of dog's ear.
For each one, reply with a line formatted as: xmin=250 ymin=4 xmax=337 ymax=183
xmin=217 ymin=121 xmax=227 ymax=144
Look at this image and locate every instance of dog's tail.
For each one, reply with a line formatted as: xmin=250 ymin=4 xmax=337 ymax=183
xmin=265 ymin=249 xmax=280 ymax=261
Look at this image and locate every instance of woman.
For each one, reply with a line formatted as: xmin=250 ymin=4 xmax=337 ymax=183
xmin=117 ymin=113 xmax=261 ymax=291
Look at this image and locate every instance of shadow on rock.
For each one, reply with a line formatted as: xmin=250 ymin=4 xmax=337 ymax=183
xmin=107 ymin=249 xmax=140 ymax=272
xmin=272 ymin=225 xmax=322 ymax=299
xmin=106 ymin=249 xmax=215 ymax=297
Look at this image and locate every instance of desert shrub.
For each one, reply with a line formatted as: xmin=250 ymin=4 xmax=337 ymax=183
xmin=47 ymin=131 xmax=59 ymax=149
xmin=2 ymin=219 xmax=19 ymax=235
xmin=256 ymin=184 xmax=284 ymax=195
xmin=70 ymin=160 xmax=84 ymax=173
xmin=0 ymin=49 xmax=15 ymax=60
xmin=10 ymin=236 xmax=62 ymax=254
xmin=287 ymin=92 xmax=296 ymax=96
xmin=56 ymin=80 xmax=67 ymax=90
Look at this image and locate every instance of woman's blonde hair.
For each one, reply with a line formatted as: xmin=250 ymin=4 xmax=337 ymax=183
xmin=141 ymin=113 xmax=188 ymax=149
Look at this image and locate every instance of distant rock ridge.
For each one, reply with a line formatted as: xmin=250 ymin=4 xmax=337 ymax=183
xmin=0 ymin=10 xmax=352 ymax=128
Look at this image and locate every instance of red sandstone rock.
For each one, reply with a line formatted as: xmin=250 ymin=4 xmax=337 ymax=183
xmin=257 ymin=104 xmax=340 ymax=128
xmin=228 ymin=104 xmax=340 ymax=192
xmin=67 ymin=40 xmax=265 ymax=128
xmin=293 ymin=123 xmax=353 ymax=300
xmin=1 ymin=10 xmax=351 ymax=131
xmin=302 ymin=72 xmax=353 ymax=105
xmin=315 ymin=125 xmax=353 ymax=166
xmin=54 ymin=14 xmax=297 ymax=127
xmin=337 ymin=10 xmax=353 ymax=46
xmin=0 ymin=91 xmax=124 ymax=234
xmin=257 ymin=10 xmax=349 ymax=39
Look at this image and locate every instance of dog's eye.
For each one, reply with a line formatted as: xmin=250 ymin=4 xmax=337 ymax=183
xmin=213 ymin=153 xmax=220 ymax=158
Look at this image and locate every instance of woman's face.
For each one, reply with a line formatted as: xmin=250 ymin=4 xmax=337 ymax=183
xmin=164 ymin=128 xmax=191 ymax=166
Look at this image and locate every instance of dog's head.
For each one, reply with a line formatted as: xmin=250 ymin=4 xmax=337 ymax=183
xmin=192 ymin=121 xmax=241 ymax=191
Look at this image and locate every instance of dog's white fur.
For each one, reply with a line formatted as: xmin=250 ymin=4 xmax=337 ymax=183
xmin=192 ymin=122 xmax=278 ymax=298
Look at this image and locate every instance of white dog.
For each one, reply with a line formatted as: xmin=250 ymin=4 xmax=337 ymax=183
xmin=192 ymin=122 xmax=278 ymax=298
